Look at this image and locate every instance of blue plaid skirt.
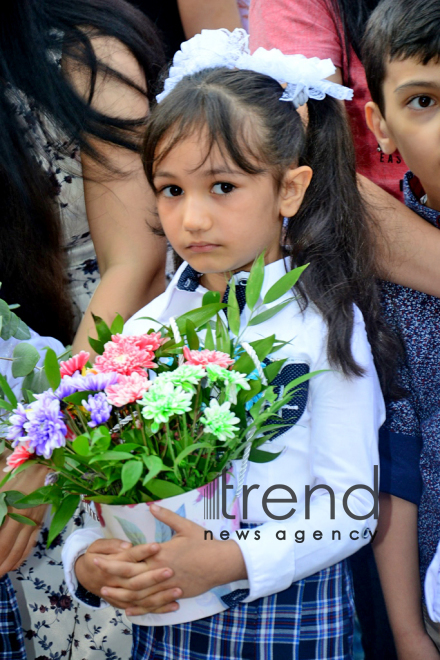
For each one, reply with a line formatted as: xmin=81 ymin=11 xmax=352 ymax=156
xmin=132 ymin=560 xmax=355 ymax=660
xmin=0 ymin=575 xmax=26 ymax=660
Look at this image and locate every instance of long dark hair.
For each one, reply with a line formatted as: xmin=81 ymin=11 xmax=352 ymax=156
xmin=325 ymin=0 xmax=380 ymax=84
xmin=142 ymin=67 xmax=398 ymax=393
xmin=0 ymin=0 xmax=165 ymax=343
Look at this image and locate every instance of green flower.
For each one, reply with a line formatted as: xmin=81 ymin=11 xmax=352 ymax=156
xmin=200 ymin=399 xmax=240 ymax=442
xmin=140 ymin=380 xmax=193 ymax=432
xmin=206 ymin=364 xmax=251 ymax=403
xmin=161 ymin=364 xmax=205 ymax=392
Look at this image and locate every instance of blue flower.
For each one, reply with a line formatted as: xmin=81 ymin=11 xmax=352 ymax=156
xmin=82 ymin=392 xmax=112 ymax=428
xmin=7 ymin=403 xmax=29 ymax=445
xmin=55 ymin=371 xmax=119 ymax=399
xmin=24 ymin=392 xmax=67 ymax=459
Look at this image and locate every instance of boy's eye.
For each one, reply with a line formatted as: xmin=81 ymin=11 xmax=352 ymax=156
xmin=212 ymin=182 xmax=235 ymax=195
xmin=162 ymin=185 xmax=183 ymax=197
xmin=407 ymin=95 xmax=435 ymax=109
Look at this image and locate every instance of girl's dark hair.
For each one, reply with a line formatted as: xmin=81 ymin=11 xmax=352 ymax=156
xmin=0 ymin=0 xmax=165 ymax=343
xmin=324 ymin=0 xmax=380 ymax=84
xmin=142 ymin=67 xmax=398 ymax=394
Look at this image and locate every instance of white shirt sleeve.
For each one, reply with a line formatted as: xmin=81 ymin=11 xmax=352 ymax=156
xmin=235 ymin=308 xmax=384 ymax=601
xmin=61 ymin=518 xmax=108 ymax=609
xmin=425 ymin=540 xmax=440 ymax=622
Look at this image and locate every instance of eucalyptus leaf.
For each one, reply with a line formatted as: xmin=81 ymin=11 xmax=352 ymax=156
xmin=14 ymin=319 xmax=31 ymax=341
xmin=0 ymin=300 xmax=11 ymax=327
xmin=246 ymin=252 xmax=265 ymax=311
xmin=120 ymin=460 xmax=143 ymax=495
xmin=47 ymin=494 xmax=80 ymax=547
xmin=11 ymin=343 xmax=40 ymax=378
xmin=263 ymin=264 xmax=309 ymax=304
xmin=226 ymin=279 xmax=240 ymax=337
xmin=248 ymin=300 xmax=292 ymax=326
xmin=21 ymin=369 xmax=50 ymax=395
xmin=1 ymin=312 xmax=19 ymax=341
xmin=44 ymin=347 xmax=61 ymax=390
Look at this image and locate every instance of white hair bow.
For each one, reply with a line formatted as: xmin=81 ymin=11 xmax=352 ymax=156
xmin=156 ymin=28 xmax=353 ymax=108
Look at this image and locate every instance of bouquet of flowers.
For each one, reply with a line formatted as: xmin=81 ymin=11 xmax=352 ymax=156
xmin=0 ymin=256 xmax=317 ymax=548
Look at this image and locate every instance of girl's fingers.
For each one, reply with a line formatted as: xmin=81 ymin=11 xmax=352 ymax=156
xmin=101 ymin=585 xmax=182 ymax=607
xmin=89 ymin=538 xmax=132 ymax=555
xmin=118 ymin=543 xmax=160 ymax=563
xmin=94 ymin=557 xmax=173 ymax=584
xmin=125 ymin=601 xmax=180 ymax=617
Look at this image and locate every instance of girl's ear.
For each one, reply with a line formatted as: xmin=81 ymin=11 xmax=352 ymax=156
xmin=365 ymin=102 xmax=397 ymax=155
xmin=279 ymin=165 xmax=313 ymax=218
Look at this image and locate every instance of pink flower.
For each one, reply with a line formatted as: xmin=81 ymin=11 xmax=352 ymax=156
xmin=132 ymin=332 xmax=166 ymax=353
xmin=106 ymin=371 xmax=151 ymax=407
xmin=94 ymin=335 xmax=157 ymax=375
xmin=3 ymin=444 xmax=34 ymax=473
xmin=183 ymin=347 xmax=234 ymax=369
xmin=60 ymin=351 xmax=90 ymax=378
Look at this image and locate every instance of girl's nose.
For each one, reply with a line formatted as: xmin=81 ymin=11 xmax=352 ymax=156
xmin=181 ymin=195 xmax=212 ymax=232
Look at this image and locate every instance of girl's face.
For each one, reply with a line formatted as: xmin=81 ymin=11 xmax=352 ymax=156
xmin=153 ymin=129 xmax=311 ymax=294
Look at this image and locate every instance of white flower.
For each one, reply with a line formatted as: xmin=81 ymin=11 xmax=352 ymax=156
xmin=200 ymin=399 xmax=240 ymax=442
xmin=206 ymin=364 xmax=250 ymax=403
xmin=161 ymin=364 xmax=205 ymax=392
xmin=140 ymin=381 xmax=193 ymax=432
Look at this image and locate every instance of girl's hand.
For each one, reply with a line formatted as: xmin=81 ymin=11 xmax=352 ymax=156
xmin=75 ymin=538 xmax=180 ymax=614
xmin=100 ymin=505 xmax=247 ymax=617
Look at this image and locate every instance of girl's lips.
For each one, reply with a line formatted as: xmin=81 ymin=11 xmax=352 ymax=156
xmin=187 ymin=243 xmax=219 ymax=253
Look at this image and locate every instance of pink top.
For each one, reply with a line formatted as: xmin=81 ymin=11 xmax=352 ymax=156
xmin=249 ymin=0 xmax=407 ymax=199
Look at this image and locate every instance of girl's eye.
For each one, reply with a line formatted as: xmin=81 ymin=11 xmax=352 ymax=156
xmin=407 ymin=95 xmax=435 ymax=109
xmin=162 ymin=185 xmax=183 ymax=197
xmin=212 ymin=182 xmax=235 ymax=195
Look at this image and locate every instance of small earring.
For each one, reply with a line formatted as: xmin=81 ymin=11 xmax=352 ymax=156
xmin=377 ymin=144 xmax=382 ymax=152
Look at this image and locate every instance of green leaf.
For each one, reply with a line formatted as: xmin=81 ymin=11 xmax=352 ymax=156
xmin=13 ymin=319 xmax=31 ymax=341
xmin=63 ymin=390 xmax=96 ymax=405
xmin=52 ymin=448 xmax=65 ymax=468
xmin=44 ymin=348 xmax=61 ymax=390
xmin=263 ymin=359 xmax=287 ymax=384
xmin=246 ymin=252 xmax=265 ymax=311
xmin=21 ymin=369 xmax=50 ymax=395
xmin=89 ymin=451 xmax=134 ymax=462
xmin=47 ymin=494 xmax=80 ymax=547
xmin=263 ymin=264 xmax=309 ymax=304
xmin=0 ymin=398 xmax=13 ymax=412
xmin=0 ymin=300 xmax=11 ymax=327
xmin=72 ymin=435 xmax=90 ymax=456
xmin=4 ymin=490 xmax=26 ymax=507
xmin=282 ymin=369 xmax=326 ymax=395
xmin=175 ymin=303 xmax=226 ymax=334
xmin=120 ymin=460 xmax=143 ymax=495
xmin=1 ymin=312 xmax=19 ymax=341
xmin=7 ymin=512 xmax=36 ymax=526
xmin=88 ymin=336 xmax=104 ymax=355
xmin=226 ymin=279 xmax=240 ymax=337
xmin=185 ymin=319 xmax=199 ymax=350
xmin=232 ymin=336 xmax=275 ymax=375
xmin=146 ymin=479 xmax=185 ymax=499
xmin=92 ymin=314 xmax=112 ymax=345
xmin=249 ymin=448 xmax=283 ymax=463
xmin=204 ymin=323 xmax=215 ymax=350
xmin=215 ymin=314 xmax=230 ymax=354
xmin=142 ymin=455 xmax=166 ymax=486
xmin=110 ymin=313 xmax=124 ymax=335
xmin=202 ymin=291 xmax=221 ymax=306
xmin=174 ymin=443 xmax=211 ymax=467
xmin=13 ymin=487 xmax=57 ymax=508
xmin=248 ymin=300 xmax=292 ymax=326
xmin=11 ymin=343 xmax=40 ymax=378
xmin=0 ymin=493 xmax=7 ymax=526
xmin=0 ymin=373 xmax=17 ymax=408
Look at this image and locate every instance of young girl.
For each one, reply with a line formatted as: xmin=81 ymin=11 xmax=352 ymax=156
xmin=62 ymin=29 xmax=394 ymax=659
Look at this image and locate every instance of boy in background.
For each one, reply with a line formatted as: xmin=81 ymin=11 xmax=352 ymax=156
xmin=362 ymin=1 xmax=440 ymax=658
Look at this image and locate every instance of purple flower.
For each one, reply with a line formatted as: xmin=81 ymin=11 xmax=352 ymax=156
xmin=82 ymin=392 xmax=112 ymax=428
xmin=24 ymin=392 xmax=67 ymax=459
xmin=55 ymin=371 xmax=119 ymax=399
xmin=7 ymin=403 xmax=29 ymax=445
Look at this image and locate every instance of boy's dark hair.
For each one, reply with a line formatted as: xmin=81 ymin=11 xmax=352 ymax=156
xmin=142 ymin=67 xmax=400 ymax=395
xmin=362 ymin=0 xmax=440 ymax=115
xmin=0 ymin=0 xmax=165 ymax=343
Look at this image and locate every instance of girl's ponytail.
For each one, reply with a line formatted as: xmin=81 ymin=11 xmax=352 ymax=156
xmin=287 ymin=96 xmax=400 ymax=394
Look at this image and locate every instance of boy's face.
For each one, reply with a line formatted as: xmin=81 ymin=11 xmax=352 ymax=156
xmin=365 ymin=57 xmax=440 ymax=210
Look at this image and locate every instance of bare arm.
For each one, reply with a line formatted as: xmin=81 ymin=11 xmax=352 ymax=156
xmin=177 ymin=0 xmax=242 ymax=39
xmin=373 ymin=494 xmax=440 ymax=659
xmin=64 ymin=37 xmax=166 ymax=355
